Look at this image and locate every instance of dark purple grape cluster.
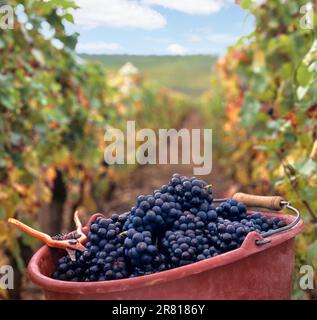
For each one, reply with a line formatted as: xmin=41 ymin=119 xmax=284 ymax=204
xmin=124 ymin=193 xmax=183 ymax=233
xmin=216 ymin=199 xmax=247 ymax=221
xmin=161 ymin=229 xmax=208 ymax=267
xmin=53 ymin=214 xmax=129 ymax=282
xmin=122 ymin=193 xmax=183 ymax=268
xmin=212 ymin=219 xmax=248 ymax=253
xmin=123 ymin=228 xmax=160 ymax=268
xmin=160 ymin=174 xmax=213 ymax=211
xmin=244 ymin=212 xmax=287 ymax=231
xmin=122 ymin=174 xmax=213 ymax=270
xmin=52 ymin=255 xmax=81 ymax=282
xmin=129 ymin=253 xmax=169 ymax=277
xmin=160 ymin=205 xmax=217 ymax=267
xmin=52 ymin=174 xmax=288 ymax=282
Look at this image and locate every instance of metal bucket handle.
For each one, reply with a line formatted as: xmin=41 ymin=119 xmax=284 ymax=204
xmin=213 ymin=193 xmax=301 ymax=246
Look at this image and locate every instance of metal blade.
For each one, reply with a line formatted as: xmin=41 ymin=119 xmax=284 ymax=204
xmin=66 ymin=248 xmax=76 ymax=261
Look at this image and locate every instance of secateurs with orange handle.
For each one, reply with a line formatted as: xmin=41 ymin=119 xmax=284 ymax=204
xmin=8 ymin=210 xmax=87 ymax=261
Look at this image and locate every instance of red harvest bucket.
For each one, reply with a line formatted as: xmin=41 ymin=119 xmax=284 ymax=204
xmin=28 ymin=198 xmax=304 ymax=300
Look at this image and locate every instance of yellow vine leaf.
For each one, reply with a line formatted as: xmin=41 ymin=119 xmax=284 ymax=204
xmin=45 ymin=167 xmax=56 ymax=184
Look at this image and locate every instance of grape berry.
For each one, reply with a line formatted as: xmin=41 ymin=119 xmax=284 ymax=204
xmin=53 ymin=174 xmax=288 ymax=282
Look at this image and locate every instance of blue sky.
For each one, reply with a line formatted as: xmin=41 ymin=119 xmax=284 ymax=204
xmin=70 ymin=0 xmax=255 ymax=55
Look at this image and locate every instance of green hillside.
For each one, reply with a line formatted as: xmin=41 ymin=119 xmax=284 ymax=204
xmin=80 ymin=54 xmax=217 ymax=96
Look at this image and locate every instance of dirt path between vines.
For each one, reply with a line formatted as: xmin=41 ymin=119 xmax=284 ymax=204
xmin=104 ymin=111 xmax=231 ymax=215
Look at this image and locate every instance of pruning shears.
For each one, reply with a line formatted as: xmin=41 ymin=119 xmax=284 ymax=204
xmin=8 ymin=210 xmax=87 ymax=261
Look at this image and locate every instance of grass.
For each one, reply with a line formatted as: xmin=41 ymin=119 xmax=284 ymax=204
xmin=80 ymin=54 xmax=217 ymax=97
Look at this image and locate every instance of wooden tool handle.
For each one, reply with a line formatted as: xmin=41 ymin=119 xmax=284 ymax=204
xmin=232 ymin=193 xmax=285 ymax=211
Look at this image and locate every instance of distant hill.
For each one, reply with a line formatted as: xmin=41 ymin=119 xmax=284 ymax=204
xmin=79 ymin=54 xmax=217 ymax=97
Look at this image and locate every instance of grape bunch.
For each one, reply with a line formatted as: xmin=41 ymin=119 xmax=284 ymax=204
xmin=160 ymin=174 xmax=213 ymax=211
xmin=161 ymin=204 xmax=217 ymax=267
xmin=129 ymin=252 xmax=169 ymax=278
xmin=216 ymin=199 xmax=247 ymax=221
xmin=122 ymin=193 xmax=182 ymax=269
xmin=212 ymin=219 xmax=248 ymax=253
xmin=53 ymin=214 xmax=129 ymax=282
xmin=121 ymin=174 xmax=213 ymax=270
xmin=52 ymin=174 xmax=288 ymax=282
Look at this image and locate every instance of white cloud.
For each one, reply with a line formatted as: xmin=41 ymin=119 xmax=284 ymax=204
xmin=77 ymin=41 xmax=123 ymax=53
xmin=73 ymin=0 xmax=232 ymax=30
xmin=167 ymin=43 xmax=187 ymax=55
xmin=143 ymin=0 xmax=228 ymax=15
xmin=74 ymin=0 xmax=166 ymax=29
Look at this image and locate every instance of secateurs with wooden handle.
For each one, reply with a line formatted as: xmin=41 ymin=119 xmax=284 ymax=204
xmin=8 ymin=210 xmax=87 ymax=261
